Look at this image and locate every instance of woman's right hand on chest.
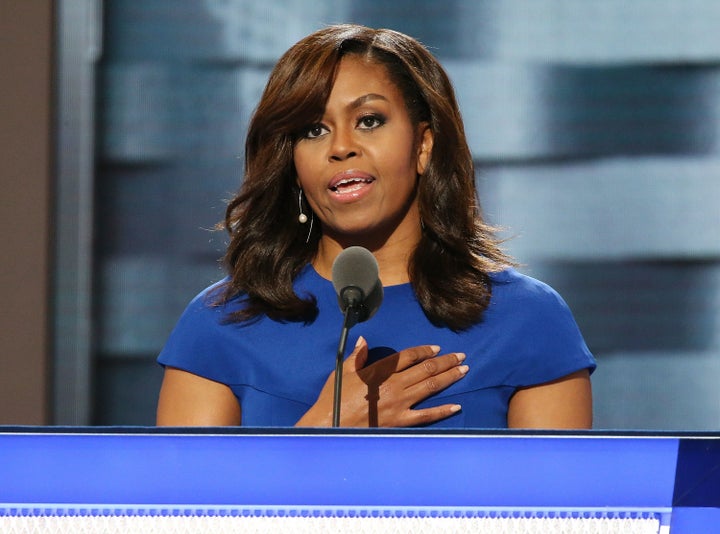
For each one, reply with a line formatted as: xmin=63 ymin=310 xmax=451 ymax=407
xmin=295 ymin=337 xmax=468 ymax=428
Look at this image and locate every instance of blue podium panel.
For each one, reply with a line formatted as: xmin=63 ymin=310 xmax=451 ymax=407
xmin=0 ymin=429 xmax=718 ymax=533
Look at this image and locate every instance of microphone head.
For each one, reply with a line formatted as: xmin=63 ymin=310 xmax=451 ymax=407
xmin=331 ymin=246 xmax=384 ymax=322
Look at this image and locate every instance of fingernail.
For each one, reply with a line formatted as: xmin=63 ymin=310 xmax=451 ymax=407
xmin=456 ymin=353 xmax=466 ymax=362
xmin=450 ymin=404 xmax=462 ymax=413
xmin=458 ymin=365 xmax=469 ymax=375
xmin=355 ymin=336 xmax=365 ymax=348
xmin=429 ymin=345 xmax=440 ymax=355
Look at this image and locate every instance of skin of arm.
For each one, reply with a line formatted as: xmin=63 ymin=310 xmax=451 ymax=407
xmin=507 ymin=369 xmax=592 ymax=429
xmin=156 ymin=367 xmax=241 ymax=426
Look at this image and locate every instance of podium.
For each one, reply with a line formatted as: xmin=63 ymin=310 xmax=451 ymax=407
xmin=1 ymin=428 xmax=718 ymax=532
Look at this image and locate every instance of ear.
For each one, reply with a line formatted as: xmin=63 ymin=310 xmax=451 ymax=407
xmin=416 ymin=123 xmax=434 ymax=175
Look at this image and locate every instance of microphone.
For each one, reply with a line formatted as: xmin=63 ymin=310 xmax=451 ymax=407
xmin=330 ymin=246 xmax=384 ymax=426
xmin=331 ymin=246 xmax=383 ymax=328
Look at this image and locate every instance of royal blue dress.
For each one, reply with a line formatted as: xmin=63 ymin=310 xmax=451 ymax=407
xmin=158 ymin=266 xmax=595 ymax=428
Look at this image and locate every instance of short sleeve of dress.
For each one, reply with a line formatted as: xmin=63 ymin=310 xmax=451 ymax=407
xmin=157 ymin=280 xmax=242 ymax=385
xmin=485 ymin=269 xmax=596 ymax=388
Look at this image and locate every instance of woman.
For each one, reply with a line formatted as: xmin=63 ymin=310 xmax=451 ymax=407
xmin=156 ymin=24 xmax=595 ymax=428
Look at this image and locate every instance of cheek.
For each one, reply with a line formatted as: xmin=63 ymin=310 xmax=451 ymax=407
xmin=390 ymin=141 xmax=421 ymax=180
xmin=293 ymin=149 xmax=312 ymax=188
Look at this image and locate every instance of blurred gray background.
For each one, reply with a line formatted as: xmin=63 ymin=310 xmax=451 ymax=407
xmin=53 ymin=0 xmax=720 ymax=429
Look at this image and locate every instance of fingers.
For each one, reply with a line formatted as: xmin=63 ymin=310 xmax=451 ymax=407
xmin=404 ymin=352 xmax=468 ymax=387
xmin=392 ymin=344 xmax=443 ymax=371
xmin=399 ymin=353 xmax=467 ymax=407
xmin=362 ymin=342 xmax=468 ymax=397
xmin=376 ymin=348 xmax=469 ymax=426
xmin=404 ymin=403 xmax=463 ymax=427
xmin=345 ymin=339 xmax=469 ymax=428
xmin=350 ymin=336 xmax=369 ymax=372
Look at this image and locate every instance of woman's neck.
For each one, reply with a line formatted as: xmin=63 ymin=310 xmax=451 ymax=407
xmin=312 ymin=229 xmax=420 ymax=287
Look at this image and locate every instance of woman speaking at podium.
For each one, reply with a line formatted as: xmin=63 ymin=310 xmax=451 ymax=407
xmin=156 ymin=24 xmax=595 ymax=429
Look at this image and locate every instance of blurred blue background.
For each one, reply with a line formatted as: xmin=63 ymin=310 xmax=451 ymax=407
xmin=54 ymin=0 xmax=720 ymax=429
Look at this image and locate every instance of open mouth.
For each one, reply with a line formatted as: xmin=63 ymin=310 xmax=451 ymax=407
xmin=329 ymin=177 xmax=375 ymax=193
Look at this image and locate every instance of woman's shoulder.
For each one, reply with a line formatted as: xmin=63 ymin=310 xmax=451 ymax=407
xmin=164 ymin=278 xmax=232 ymax=341
xmin=489 ymin=267 xmax=560 ymax=296
xmin=486 ymin=267 xmax=574 ymax=320
xmin=182 ymin=277 xmax=233 ymax=313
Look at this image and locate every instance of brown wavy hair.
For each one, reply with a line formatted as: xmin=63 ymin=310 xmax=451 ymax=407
xmin=219 ymin=24 xmax=512 ymax=330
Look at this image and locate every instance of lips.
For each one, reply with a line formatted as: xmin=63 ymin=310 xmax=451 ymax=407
xmin=328 ymin=171 xmax=375 ymax=195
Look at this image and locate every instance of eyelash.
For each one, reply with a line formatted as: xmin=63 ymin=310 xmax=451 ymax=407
xmin=302 ymin=125 xmax=327 ymax=139
xmin=357 ymin=113 xmax=386 ymax=130
xmin=300 ymin=113 xmax=386 ymax=139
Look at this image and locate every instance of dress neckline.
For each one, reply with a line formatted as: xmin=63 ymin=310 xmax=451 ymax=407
xmin=306 ymin=263 xmax=413 ymax=290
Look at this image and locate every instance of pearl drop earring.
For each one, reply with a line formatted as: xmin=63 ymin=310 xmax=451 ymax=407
xmin=298 ymin=189 xmax=308 ymax=224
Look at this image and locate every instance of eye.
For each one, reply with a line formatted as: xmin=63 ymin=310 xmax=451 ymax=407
xmin=357 ymin=114 xmax=385 ymax=130
xmin=301 ymin=123 xmax=329 ymax=139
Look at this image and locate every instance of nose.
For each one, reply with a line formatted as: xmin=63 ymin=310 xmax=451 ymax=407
xmin=328 ymin=127 xmax=358 ymax=161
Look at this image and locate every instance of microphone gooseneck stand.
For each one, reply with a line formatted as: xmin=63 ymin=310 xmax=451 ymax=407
xmin=332 ymin=287 xmax=363 ymax=427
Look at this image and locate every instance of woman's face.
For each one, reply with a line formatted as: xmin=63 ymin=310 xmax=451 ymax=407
xmin=293 ymin=55 xmax=433 ymax=249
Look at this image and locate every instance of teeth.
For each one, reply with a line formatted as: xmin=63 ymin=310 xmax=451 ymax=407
xmin=331 ymin=178 xmax=372 ymax=192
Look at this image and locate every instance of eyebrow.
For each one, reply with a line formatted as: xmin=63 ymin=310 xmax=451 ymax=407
xmin=348 ymin=93 xmax=389 ymax=110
